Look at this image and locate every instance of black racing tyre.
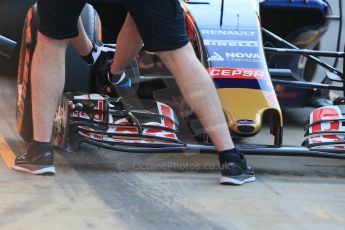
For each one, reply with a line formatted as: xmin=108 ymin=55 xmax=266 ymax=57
xmin=52 ymin=95 xmax=70 ymax=150
xmin=72 ymin=3 xmax=140 ymax=94
xmin=65 ymin=3 xmax=101 ymax=93
xmin=16 ymin=5 xmax=37 ymax=142
xmin=16 ymin=4 xmax=102 ymax=142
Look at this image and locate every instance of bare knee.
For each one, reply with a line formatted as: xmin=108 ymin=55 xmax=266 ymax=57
xmin=155 ymin=43 xmax=194 ymax=63
xmin=37 ymin=32 xmax=70 ymax=49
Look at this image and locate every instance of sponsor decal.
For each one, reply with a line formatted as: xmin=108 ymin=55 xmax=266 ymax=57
xmin=203 ymin=39 xmax=259 ymax=47
xmin=207 ymin=51 xmax=261 ymax=63
xmin=208 ymin=68 xmax=269 ymax=80
xmin=225 ymin=52 xmax=260 ymax=62
xmin=201 ymin=29 xmax=257 ymax=36
xmin=208 ymin=51 xmax=224 ymax=61
xmin=237 ymin=120 xmax=255 ymax=125
xmin=54 ymin=103 xmax=67 ymax=125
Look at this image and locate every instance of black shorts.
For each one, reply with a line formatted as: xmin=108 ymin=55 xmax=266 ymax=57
xmin=37 ymin=0 xmax=85 ymax=39
xmin=38 ymin=0 xmax=189 ymax=51
xmin=120 ymin=0 xmax=189 ymax=52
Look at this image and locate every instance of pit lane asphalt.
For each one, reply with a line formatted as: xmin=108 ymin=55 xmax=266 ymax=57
xmin=1 ymin=74 xmax=345 ymax=230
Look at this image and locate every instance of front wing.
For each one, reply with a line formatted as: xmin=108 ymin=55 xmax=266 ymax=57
xmin=53 ymin=93 xmax=183 ymax=149
xmin=51 ymin=93 xmax=345 ymax=159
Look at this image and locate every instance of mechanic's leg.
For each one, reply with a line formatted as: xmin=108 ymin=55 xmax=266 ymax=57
xmin=14 ymin=0 xmax=86 ymax=175
xmin=157 ymin=45 xmax=256 ymax=185
xmin=31 ymin=32 xmax=69 ymax=142
xmin=70 ymin=17 xmax=93 ymax=56
xmin=156 ymin=44 xmax=234 ymax=151
xmin=70 ymin=17 xmax=115 ymax=67
xmin=110 ymin=14 xmax=142 ymax=74
xmin=98 ymin=14 xmax=143 ymax=90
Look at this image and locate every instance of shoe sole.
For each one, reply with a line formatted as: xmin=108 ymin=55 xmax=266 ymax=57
xmin=13 ymin=165 xmax=56 ymax=175
xmin=220 ymin=175 xmax=256 ymax=185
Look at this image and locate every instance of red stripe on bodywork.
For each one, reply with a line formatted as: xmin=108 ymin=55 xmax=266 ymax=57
xmin=312 ymin=107 xmax=340 ymax=133
xmin=208 ymin=68 xmax=269 ymax=80
xmin=160 ymin=104 xmax=174 ymax=129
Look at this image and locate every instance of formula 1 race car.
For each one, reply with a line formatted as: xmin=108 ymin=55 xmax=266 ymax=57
xmin=1 ymin=0 xmax=345 ymax=158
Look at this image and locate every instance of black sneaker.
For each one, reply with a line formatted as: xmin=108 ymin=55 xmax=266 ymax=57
xmin=13 ymin=149 xmax=55 ymax=175
xmin=91 ymin=44 xmax=115 ymax=86
xmin=82 ymin=43 xmax=115 ymax=85
xmin=219 ymin=153 xmax=255 ymax=185
xmin=82 ymin=43 xmax=115 ymax=67
xmin=92 ymin=44 xmax=115 ymax=70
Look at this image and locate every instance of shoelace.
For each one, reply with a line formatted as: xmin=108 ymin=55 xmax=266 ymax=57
xmin=17 ymin=152 xmax=28 ymax=160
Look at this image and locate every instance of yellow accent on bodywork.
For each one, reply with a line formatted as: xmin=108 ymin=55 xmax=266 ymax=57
xmin=217 ymin=88 xmax=282 ymax=135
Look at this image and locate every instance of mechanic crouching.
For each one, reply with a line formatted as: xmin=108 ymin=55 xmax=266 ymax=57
xmin=13 ymin=0 xmax=255 ymax=185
